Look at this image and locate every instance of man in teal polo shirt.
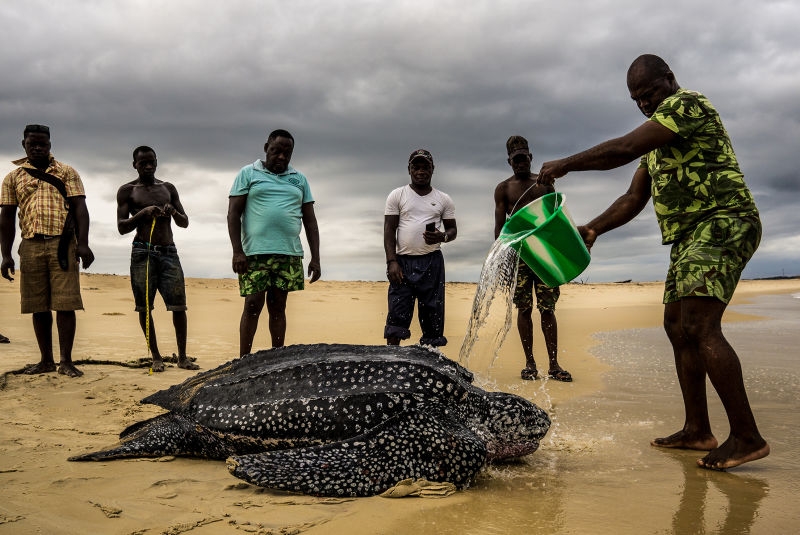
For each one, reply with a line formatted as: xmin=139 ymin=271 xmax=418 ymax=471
xmin=227 ymin=129 xmax=321 ymax=356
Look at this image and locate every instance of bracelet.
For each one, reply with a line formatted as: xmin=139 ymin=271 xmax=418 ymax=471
xmin=442 ymin=233 xmax=449 ymax=243
xmin=387 ymin=259 xmax=398 ymax=265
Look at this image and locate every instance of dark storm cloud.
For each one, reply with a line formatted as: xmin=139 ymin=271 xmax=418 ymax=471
xmin=2 ymin=0 xmax=798 ymax=282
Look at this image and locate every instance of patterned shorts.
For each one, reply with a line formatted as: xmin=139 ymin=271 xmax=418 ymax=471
xmin=513 ymin=261 xmax=560 ymax=311
xmin=663 ymin=214 xmax=761 ymax=304
xmin=238 ymin=254 xmax=304 ymax=297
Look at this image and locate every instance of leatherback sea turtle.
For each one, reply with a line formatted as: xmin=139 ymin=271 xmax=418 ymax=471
xmin=70 ymin=344 xmax=550 ymax=496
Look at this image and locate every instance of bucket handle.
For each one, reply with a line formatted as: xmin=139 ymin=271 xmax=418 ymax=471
xmin=499 ymin=227 xmax=536 ymax=246
xmin=500 ymin=192 xmax=564 ymax=245
xmin=508 ymin=182 xmax=540 ymax=217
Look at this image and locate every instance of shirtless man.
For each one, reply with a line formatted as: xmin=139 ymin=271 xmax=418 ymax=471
xmin=494 ymin=136 xmax=571 ymax=382
xmin=116 ymin=146 xmax=198 ymax=372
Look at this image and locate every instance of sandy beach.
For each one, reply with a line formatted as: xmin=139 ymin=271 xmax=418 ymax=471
xmin=1 ymin=275 xmax=798 ymax=534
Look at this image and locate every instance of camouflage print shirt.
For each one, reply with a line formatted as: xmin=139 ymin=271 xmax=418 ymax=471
xmin=639 ymin=89 xmax=758 ymax=244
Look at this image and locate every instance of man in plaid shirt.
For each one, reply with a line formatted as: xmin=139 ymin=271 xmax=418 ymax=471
xmin=1 ymin=124 xmax=95 ymax=377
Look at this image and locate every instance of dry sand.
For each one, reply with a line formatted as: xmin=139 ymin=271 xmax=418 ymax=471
xmin=1 ymin=275 xmax=798 ymax=534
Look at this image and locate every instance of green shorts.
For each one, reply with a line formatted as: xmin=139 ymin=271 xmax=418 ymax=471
xmin=513 ymin=261 xmax=560 ymax=311
xmin=238 ymin=254 xmax=304 ymax=297
xmin=663 ymin=214 xmax=761 ymax=304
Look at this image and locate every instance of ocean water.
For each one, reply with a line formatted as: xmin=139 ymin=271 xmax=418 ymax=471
xmin=388 ymin=292 xmax=800 ymax=535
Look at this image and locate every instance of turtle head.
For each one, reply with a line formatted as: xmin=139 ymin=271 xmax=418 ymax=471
xmin=468 ymin=391 xmax=551 ymax=461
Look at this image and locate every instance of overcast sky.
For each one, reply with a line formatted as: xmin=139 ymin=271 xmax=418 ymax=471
xmin=2 ymin=0 xmax=798 ymax=283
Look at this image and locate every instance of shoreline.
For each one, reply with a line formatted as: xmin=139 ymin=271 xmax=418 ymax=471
xmin=1 ymin=276 xmax=798 ymax=534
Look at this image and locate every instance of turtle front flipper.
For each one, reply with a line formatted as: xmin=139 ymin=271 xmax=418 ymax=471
xmin=226 ymin=407 xmax=487 ymax=497
xmin=68 ymin=413 xmax=240 ymax=461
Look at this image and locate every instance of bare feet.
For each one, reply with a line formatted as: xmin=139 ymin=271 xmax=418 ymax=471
xmin=176 ymin=354 xmax=199 ymax=370
xmin=23 ymin=361 xmax=57 ymax=374
xmin=151 ymin=358 xmax=166 ymax=373
xmin=651 ymin=430 xmax=718 ymax=451
xmin=697 ymin=437 xmax=770 ymax=471
xmin=57 ymin=362 xmax=84 ymax=377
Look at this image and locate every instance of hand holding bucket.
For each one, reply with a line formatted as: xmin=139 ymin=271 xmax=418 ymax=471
xmin=499 ymin=192 xmax=590 ymax=287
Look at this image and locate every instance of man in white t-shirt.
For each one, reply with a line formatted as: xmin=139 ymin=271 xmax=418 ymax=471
xmin=383 ymin=149 xmax=457 ymax=346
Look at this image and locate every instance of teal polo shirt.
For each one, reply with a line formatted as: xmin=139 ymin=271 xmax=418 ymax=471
xmin=230 ymin=160 xmax=314 ymax=257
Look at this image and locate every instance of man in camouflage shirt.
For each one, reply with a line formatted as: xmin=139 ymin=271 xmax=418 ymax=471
xmin=538 ymin=54 xmax=768 ymax=471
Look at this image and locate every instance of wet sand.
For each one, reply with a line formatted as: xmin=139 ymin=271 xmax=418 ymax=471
xmin=1 ymin=275 xmax=798 ymax=534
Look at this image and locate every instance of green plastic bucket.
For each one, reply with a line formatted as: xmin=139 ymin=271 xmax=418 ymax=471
xmin=500 ymin=192 xmax=590 ymax=287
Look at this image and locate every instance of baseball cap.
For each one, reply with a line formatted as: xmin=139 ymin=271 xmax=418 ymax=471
xmin=24 ymin=124 xmax=51 ymax=138
xmin=506 ymin=135 xmax=530 ymax=158
xmin=408 ymin=149 xmax=434 ymax=166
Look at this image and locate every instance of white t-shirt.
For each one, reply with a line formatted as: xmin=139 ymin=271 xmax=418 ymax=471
xmin=385 ymin=185 xmax=456 ymax=255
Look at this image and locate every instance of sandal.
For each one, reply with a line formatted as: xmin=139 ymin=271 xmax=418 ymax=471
xmin=547 ymin=369 xmax=573 ymax=382
xmin=520 ymin=367 xmax=539 ymax=380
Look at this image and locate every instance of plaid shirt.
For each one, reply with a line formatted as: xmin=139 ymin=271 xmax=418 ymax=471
xmin=0 ymin=154 xmax=85 ymax=239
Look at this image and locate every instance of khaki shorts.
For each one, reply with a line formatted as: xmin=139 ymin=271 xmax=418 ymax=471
xmin=18 ymin=237 xmax=83 ymax=313
xmin=664 ymin=214 xmax=761 ymax=304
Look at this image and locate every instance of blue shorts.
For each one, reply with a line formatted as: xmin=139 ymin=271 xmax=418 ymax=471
xmin=384 ymin=250 xmax=447 ymax=346
xmin=130 ymin=242 xmax=187 ymax=312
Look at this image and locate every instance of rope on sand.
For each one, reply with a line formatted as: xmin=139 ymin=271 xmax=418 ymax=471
xmin=1 ymin=355 xmax=199 ymax=389
xmin=0 ymin=219 xmax=189 ymax=389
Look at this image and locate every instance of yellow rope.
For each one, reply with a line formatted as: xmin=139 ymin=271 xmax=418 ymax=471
xmin=145 ymin=217 xmax=156 ymax=374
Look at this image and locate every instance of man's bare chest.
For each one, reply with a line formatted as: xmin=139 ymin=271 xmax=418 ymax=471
xmin=508 ymin=181 xmax=539 ymax=206
xmin=131 ymin=184 xmax=171 ymax=208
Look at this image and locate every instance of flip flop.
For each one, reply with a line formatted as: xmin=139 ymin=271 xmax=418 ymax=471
xmin=520 ymin=367 xmax=539 ymax=380
xmin=547 ymin=370 xmax=573 ymax=382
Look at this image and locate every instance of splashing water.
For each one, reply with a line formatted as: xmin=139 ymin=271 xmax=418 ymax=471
xmin=458 ymin=236 xmax=525 ymax=372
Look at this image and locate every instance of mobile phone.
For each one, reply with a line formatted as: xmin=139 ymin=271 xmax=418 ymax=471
xmin=426 ymin=223 xmax=436 ymax=232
